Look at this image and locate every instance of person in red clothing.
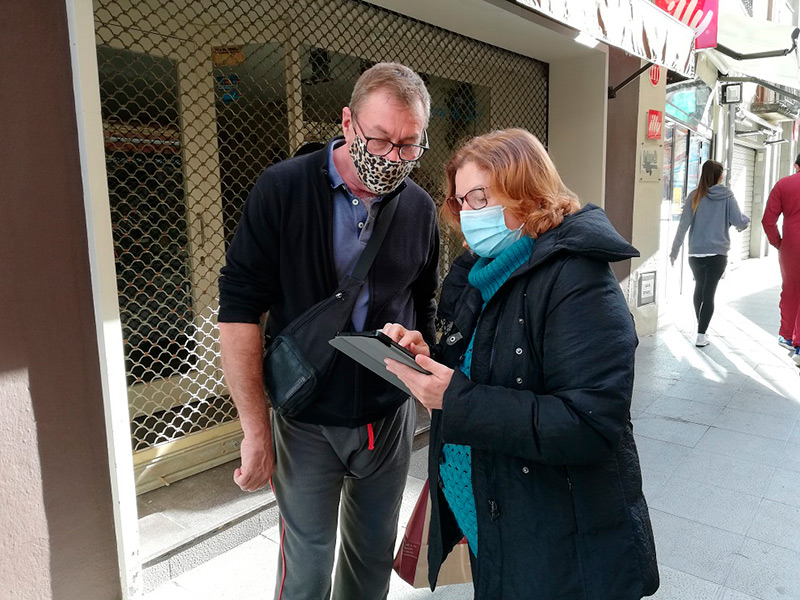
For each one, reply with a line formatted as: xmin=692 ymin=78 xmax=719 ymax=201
xmin=763 ymin=154 xmax=800 ymax=366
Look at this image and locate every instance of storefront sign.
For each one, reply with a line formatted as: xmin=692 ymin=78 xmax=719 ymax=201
xmin=656 ymin=0 xmax=719 ymax=50
xmin=647 ymin=110 xmax=663 ymax=140
xmin=649 ymin=65 xmax=661 ymax=87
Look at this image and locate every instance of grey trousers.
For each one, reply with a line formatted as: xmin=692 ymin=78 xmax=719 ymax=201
xmin=271 ymin=399 xmax=415 ymax=600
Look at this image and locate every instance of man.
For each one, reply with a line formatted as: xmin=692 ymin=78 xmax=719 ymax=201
xmin=763 ymin=153 xmax=800 ymax=366
xmin=217 ymin=62 xmax=439 ymax=599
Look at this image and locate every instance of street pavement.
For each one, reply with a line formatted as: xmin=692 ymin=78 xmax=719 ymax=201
xmin=145 ymin=254 xmax=800 ymax=600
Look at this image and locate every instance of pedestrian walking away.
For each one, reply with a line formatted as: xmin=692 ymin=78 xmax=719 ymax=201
xmin=763 ymin=153 xmax=800 ymax=368
xmin=670 ymin=160 xmax=750 ymax=347
xmin=217 ymin=62 xmax=440 ymax=600
xmin=383 ymin=129 xmax=658 ymax=600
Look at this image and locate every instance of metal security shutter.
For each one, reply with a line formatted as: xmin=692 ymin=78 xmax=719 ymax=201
xmin=94 ymin=0 xmax=549 ymax=492
xmin=730 ymin=145 xmax=755 ymax=262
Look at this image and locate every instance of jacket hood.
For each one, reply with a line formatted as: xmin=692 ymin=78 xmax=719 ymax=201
xmin=703 ymin=184 xmax=733 ymax=201
xmin=528 ymin=203 xmax=639 ymax=268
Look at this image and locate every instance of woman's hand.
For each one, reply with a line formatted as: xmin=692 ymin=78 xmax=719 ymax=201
xmin=385 ymin=354 xmax=453 ymax=411
xmin=381 ymin=323 xmax=431 ymax=357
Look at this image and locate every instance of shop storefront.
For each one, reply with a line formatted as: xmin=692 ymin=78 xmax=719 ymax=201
xmin=3 ymin=1 xmax=696 ymax=596
xmin=86 ymin=0 xmax=695 ymax=496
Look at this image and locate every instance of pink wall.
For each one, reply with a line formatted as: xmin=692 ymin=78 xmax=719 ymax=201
xmin=0 ymin=1 xmax=122 ymax=598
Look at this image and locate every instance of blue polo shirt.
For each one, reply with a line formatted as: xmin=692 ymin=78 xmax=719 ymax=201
xmin=327 ymin=141 xmax=382 ymax=331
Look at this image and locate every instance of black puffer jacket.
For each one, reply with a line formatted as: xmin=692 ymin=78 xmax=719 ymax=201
xmin=427 ymin=204 xmax=658 ymax=599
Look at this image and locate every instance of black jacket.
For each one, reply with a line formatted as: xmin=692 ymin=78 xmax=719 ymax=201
xmin=427 ymin=205 xmax=658 ymax=599
xmin=218 ymin=139 xmax=440 ymax=426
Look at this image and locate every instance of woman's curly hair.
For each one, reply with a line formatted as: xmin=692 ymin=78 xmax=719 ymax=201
xmin=441 ymin=128 xmax=580 ymax=238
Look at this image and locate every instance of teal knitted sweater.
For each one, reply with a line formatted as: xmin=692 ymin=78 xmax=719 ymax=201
xmin=439 ymin=235 xmax=535 ymax=556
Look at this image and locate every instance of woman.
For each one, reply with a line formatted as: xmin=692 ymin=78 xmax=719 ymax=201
xmin=383 ymin=129 xmax=658 ymax=599
xmin=670 ymin=160 xmax=750 ymax=347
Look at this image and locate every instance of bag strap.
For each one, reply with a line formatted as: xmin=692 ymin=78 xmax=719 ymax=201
xmin=350 ymin=185 xmax=402 ymax=281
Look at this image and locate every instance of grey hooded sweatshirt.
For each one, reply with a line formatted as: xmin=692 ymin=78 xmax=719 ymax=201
xmin=670 ymin=184 xmax=750 ymax=259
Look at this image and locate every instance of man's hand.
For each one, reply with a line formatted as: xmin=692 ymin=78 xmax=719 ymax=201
xmin=219 ymin=321 xmax=274 ymax=493
xmin=385 ymin=354 xmax=453 ymax=411
xmin=234 ymin=432 xmax=275 ymax=492
xmin=670 ymin=256 xmax=676 ymax=266
xmin=381 ymin=322 xmax=430 ymax=357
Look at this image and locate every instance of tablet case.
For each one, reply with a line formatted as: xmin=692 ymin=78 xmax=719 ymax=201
xmin=329 ymin=331 xmax=430 ymax=397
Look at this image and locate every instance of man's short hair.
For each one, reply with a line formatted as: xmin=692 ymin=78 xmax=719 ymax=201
xmin=794 ymin=153 xmax=800 ymax=167
xmin=349 ymin=62 xmax=431 ymax=127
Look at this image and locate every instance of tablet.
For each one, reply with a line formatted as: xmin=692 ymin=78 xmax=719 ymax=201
xmin=329 ymin=331 xmax=431 ymax=396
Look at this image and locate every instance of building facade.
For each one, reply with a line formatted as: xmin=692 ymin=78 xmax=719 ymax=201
xmin=2 ymin=1 xmax=694 ymax=597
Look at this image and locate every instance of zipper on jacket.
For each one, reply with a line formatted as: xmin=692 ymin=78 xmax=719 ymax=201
xmin=565 ymin=466 xmax=588 ymax=598
xmin=486 ymin=300 xmax=508 ymax=374
xmin=489 ymin=499 xmax=500 ymax=522
xmin=290 ymin=291 xmax=347 ymax=332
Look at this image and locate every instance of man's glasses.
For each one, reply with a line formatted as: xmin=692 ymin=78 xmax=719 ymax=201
xmin=446 ymin=187 xmax=490 ymax=214
xmin=352 ymin=114 xmax=428 ymax=162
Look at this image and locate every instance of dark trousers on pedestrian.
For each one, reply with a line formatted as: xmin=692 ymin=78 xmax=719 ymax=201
xmin=688 ymin=254 xmax=728 ymax=334
xmin=779 ymin=243 xmax=800 ymax=345
xmin=270 ymin=399 xmax=414 ymax=600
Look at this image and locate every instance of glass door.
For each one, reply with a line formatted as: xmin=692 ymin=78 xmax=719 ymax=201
xmin=659 ymin=120 xmax=712 ymax=306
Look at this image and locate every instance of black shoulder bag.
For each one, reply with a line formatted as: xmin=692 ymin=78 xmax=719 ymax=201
xmin=263 ymin=192 xmax=399 ymax=417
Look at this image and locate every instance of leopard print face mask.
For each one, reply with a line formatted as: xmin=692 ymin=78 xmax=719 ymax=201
xmin=349 ymin=133 xmax=416 ymax=196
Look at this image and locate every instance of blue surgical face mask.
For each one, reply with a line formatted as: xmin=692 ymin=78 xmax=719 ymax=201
xmin=460 ymin=205 xmax=524 ymax=258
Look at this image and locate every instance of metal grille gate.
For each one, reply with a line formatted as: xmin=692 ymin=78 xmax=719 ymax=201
xmin=94 ymin=0 xmax=548 ymax=493
xmin=731 ymin=144 xmax=756 ymax=263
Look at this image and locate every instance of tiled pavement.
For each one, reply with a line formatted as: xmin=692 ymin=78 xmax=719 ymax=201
xmin=145 ymin=254 xmax=800 ymax=600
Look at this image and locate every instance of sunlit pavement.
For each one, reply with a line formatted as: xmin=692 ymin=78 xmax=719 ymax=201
xmin=145 ymin=254 xmax=800 ymax=600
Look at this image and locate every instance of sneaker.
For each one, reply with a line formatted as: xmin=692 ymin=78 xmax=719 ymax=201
xmin=779 ymin=335 xmax=794 ymax=350
xmin=794 ymin=347 xmax=800 ymax=367
xmin=695 ymin=333 xmax=710 ymax=347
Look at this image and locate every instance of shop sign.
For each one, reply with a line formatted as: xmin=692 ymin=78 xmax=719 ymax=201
xmin=656 ymin=0 xmax=719 ymax=50
xmin=647 ymin=110 xmax=663 ymax=140
xmin=649 ymin=65 xmax=661 ymax=87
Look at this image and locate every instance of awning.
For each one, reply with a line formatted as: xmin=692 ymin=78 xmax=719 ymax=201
xmin=704 ymin=12 xmax=800 ymax=91
xmin=512 ymin=0 xmax=696 ymax=76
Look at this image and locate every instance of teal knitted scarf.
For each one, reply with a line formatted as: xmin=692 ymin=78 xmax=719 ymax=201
xmin=467 ymin=235 xmax=537 ymax=305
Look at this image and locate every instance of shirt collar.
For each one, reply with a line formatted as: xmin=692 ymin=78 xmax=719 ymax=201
xmin=327 ymin=139 xmax=348 ymax=191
